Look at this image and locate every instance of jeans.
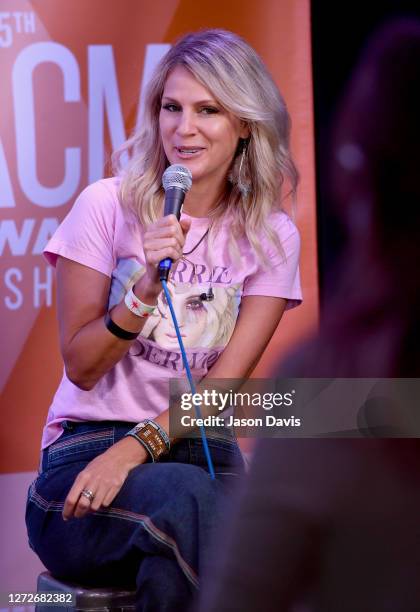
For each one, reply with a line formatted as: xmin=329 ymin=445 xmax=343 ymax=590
xmin=26 ymin=420 xmax=245 ymax=612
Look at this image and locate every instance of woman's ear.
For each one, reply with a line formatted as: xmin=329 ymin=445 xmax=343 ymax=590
xmin=240 ymin=121 xmax=250 ymax=139
xmin=238 ymin=137 xmax=250 ymax=154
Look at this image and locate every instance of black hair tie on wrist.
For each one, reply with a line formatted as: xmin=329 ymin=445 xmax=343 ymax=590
xmin=104 ymin=312 xmax=139 ymax=340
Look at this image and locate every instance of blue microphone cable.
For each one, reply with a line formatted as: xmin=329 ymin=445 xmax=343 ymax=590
xmin=160 ymin=278 xmax=216 ymax=479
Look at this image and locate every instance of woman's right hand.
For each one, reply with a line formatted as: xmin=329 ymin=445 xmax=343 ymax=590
xmin=140 ymin=214 xmax=191 ymax=291
xmin=62 ymin=436 xmax=148 ymax=520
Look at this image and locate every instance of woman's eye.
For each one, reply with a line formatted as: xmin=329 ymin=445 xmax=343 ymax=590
xmin=200 ymin=107 xmax=219 ymax=115
xmin=162 ymin=104 xmax=179 ymax=112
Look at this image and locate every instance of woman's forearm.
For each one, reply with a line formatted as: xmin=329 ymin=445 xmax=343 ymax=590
xmin=63 ymin=276 xmax=161 ymax=390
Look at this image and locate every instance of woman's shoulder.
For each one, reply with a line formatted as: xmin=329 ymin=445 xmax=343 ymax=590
xmin=268 ymin=208 xmax=298 ymax=231
xmin=264 ymin=209 xmax=300 ymax=245
xmin=71 ymin=176 xmax=124 ymax=221
xmin=43 ymin=177 xmax=124 ymax=273
xmin=78 ymin=176 xmax=121 ymax=203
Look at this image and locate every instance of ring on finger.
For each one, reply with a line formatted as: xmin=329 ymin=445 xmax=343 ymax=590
xmin=80 ymin=488 xmax=95 ymax=503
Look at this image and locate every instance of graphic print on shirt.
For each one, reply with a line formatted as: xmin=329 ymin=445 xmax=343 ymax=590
xmin=142 ymin=280 xmax=240 ymax=349
xmin=109 ymin=257 xmax=242 ymax=358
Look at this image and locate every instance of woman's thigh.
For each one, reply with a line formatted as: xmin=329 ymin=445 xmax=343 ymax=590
xmin=26 ymin=421 xmax=244 ymax=584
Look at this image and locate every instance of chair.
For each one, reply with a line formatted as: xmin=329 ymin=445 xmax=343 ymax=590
xmin=36 ymin=571 xmax=136 ymax=611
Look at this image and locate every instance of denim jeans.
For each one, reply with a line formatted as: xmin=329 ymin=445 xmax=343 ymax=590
xmin=26 ymin=420 xmax=245 ymax=612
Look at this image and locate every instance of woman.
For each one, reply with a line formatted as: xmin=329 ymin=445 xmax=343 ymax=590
xmin=26 ymin=29 xmax=302 ymax=611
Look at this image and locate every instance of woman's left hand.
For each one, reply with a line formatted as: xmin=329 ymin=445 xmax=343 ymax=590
xmin=62 ymin=437 xmax=148 ymax=520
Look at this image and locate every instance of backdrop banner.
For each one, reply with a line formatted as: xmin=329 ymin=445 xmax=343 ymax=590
xmin=0 ymin=0 xmax=317 ymax=472
xmin=1 ymin=0 xmax=317 ymax=592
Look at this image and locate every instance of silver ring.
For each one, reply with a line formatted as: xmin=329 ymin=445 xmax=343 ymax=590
xmin=80 ymin=489 xmax=95 ymax=503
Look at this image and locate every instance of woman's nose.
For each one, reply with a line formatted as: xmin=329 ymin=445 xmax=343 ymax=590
xmin=175 ymin=111 xmax=197 ymax=136
xmin=172 ymin=301 xmax=185 ymax=325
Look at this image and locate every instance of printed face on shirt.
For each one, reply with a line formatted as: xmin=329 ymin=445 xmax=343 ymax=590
xmin=159 ymin=65 xmax=249 ymax=192
xmin=142 ymin=281 xmax=240 ymax=350
xmin=154 ymin=284 xmax=207 ymax=349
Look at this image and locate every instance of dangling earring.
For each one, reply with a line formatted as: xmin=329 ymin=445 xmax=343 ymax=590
xmin=237 ymin=138 xmax=251 ymax=198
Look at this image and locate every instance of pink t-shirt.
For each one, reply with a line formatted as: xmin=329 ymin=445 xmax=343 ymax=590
xmin=42 ymin=177 xmax=302 ymax=448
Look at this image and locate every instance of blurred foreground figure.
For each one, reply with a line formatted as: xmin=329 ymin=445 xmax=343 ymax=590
xmin=198 ymin=19 xmax=420 ymax=612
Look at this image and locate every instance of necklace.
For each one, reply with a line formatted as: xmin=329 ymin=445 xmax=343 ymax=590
xmin=182 ymin=193 xmax=224 ymax=255
xmin=176 ymin=225 xmax=214 ymax=300
xmin=182 ymin=227 xmax=210 ymax=256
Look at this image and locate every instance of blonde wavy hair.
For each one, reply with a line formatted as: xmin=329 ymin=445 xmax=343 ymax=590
xmin=113 ymin=29 xmax=299 ymax=265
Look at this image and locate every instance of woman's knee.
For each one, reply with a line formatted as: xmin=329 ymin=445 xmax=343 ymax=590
xmin=116 ymin=462 xmax=223 ymax=514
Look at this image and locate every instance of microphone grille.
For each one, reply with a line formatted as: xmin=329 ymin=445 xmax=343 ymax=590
xmin=162 ymin=164 xmax=193 ymax=192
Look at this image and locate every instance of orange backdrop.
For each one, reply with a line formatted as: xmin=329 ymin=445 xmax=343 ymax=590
xmin=0 ymin=0 xmax=317 ymax=473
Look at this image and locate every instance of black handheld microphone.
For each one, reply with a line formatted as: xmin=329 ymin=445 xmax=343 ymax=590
xmin=158 ymin=164 xmax=193 ymax=281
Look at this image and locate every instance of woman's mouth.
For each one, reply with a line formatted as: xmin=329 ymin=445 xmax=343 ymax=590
xmin=175 ymin=147 xmax=204 ymax=158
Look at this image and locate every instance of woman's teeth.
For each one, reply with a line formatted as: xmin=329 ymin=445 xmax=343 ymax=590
xmin=177 ymin=148 xmax=202 ymax=155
